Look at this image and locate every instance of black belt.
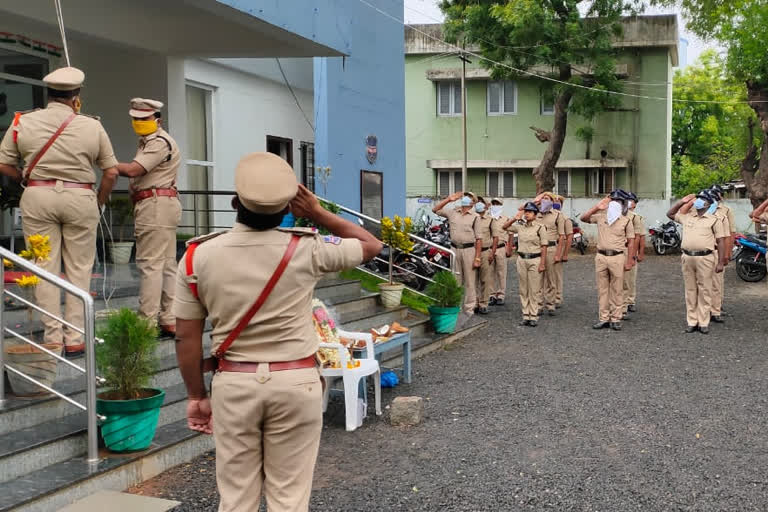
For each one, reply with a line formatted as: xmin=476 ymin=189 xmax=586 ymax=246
xmin=683 ymin=249 xmax=713 ymax=257
xmin=598 ymin=249 xmax=624 ymax=257
xmin=497 ymin=243 xmax=505 ymax=249
xmin=481 ymin=246 xmax=491 ymax=252
xmin=518 ymin=252 xmax=541 ymax=260
xmin=451 ymin=242 xmax=475 ymax=249
xmin=547 ymin=241 xmax=558 ymax=247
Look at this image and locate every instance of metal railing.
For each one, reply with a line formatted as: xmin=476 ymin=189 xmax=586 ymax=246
xmin=0 ymin=247 xmax=103 ymax=466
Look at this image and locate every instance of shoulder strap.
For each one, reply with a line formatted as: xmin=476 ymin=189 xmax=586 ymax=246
xmin=184 ymin=242 xmax=202 ymax=299
xmin=12 ymin=112 xmax=22 ymax=144
xmin=154 ymin=134 xmax=173 ymax=163
xmin=23 ymin=112 xmax=77 ymax=183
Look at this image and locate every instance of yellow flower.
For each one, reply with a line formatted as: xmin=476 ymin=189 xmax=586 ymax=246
xmin=3 ymin=258 xmax=12 ymax=269
xmin=15 ymin=275 xmax=40 ymax=288
xmin=19 ymin=249 xmax=33 ymax=260
xmin=26 ymin=234 xmax=51 ymax=262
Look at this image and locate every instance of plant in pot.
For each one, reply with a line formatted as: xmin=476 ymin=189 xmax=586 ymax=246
xmin=425 ymin=271 xmax=464 ymax=334
xmin=95 ymin=308 xmax=164 ymax=452
xmin=294 ymin=199 xmax=341 ymax=235
xmin=378 ymin=215 xmax=414 ymax=308
xmin=4 ymin=234 xmax=60 ymax=397
xmin=106 ymin=196 xmax=134 ymax=264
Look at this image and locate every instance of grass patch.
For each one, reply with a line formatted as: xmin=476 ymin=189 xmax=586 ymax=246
xmin=339 ymin=268 xmax=433 ymax=315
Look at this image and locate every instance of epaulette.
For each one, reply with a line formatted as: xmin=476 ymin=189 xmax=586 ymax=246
xmin=277 ymin=226 xmax=320 ymax=236
xmin=78 ymin=112 xmax=101 ymax=121
xmin=14 ymin=109 xmax=39 ymax=116
xmin=185 ymin=231 xmax=227 ymax=247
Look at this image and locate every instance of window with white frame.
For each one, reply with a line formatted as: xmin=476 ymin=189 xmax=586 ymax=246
xmin=555 ymin=169 xmax=571 ymax=197
xmin=436 ymin=170 xmax=463 ymax=196
xmin=437 ymin=81 xmax=462 ymax=116
xmin=487 ymin=80 xmax=517 ymax=115
xmin=541 ymin=91 xmax=555 ymax=115
xmin=185 ymin=82 xmax=214 ymax=233
xmin=591 ymin=168 xmax=615 ymax=195
xmin=487 ymin=170 xmax=516 ymax=197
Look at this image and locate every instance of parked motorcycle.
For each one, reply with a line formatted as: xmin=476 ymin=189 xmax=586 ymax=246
xmin=364 ymin=244 xmax=433 ymax=291
xmin=733 ymin=233 xmax=767 ymax=282
xmin=570 ymin=217 xmax=588 ymax=255
xmin=648 ymin=221 xmax=681 ymax=255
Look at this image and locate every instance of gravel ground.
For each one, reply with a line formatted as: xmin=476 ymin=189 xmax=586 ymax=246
xmin=129 ymin=253 xmax=768 ymax=511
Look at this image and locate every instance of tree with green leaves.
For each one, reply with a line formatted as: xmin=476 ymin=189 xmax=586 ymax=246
xmin=660 ymin=0 xmax=768 ymax=205
xmin=440 ymin=0 xmax=642 ymax=193
xmin=671 ymin=50 xmax=758 ymax=196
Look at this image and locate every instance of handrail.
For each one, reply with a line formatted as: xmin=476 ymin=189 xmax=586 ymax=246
xmin=0 ymin=247 xmax=102 ymax=466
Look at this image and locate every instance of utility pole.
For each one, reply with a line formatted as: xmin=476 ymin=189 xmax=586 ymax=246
xmin=458 ymin=47 xmax=471 ymax=192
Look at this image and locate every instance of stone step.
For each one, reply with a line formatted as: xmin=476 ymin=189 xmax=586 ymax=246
xmin=0 ymin=376 xmax=209 ymax=484
xmin=314 ymin=278 xmax=365 ymax=302
xmin=0 ymin=419 xmax=213 ymax=512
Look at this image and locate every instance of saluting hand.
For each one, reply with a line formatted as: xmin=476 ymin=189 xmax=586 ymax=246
xmin=682 ymin=194 xmax=696 ymax=203
xmin=290 ymin=184 xmax=323 ymax=220
xmin=448 ymin=191 xmax=464 ymax=201
xmin=597 ymin=196 xmax=612 ymax=210
xmin=187 ymin=398 xmax=213 ymax=435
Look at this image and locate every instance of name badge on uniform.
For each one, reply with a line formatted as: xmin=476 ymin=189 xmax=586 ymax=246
xmin=323 ymin=235 xmax=342 ymax=245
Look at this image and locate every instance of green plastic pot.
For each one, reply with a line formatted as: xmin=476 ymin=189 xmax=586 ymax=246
xmin=428 ymin=305 xmax=461 ymax=334
xmin=97 ymin=388 xmax=165 ymax=452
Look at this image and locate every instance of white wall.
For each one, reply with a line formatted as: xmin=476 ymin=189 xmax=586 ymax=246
xmin=183 ymin=58 xmax=314 ymax=228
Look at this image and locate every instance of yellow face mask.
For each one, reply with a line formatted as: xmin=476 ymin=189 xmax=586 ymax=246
xmin=132 ymin=119 xmax=158 ymax=136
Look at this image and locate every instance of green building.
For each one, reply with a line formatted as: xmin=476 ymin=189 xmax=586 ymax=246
xmin=405 ymin=15 xmax=679 ymax=211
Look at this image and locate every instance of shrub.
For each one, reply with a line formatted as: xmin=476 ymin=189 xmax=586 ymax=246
xmin=425 ymin=271 xmax=464 ymax=308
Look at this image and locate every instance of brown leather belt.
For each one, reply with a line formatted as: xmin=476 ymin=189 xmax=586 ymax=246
xmin=598 ymin=249 xmax=624 ymax=257
xmin=216 ymin=355 xmax=317 ymax=373
xmin=518 ymin=252 xmax=541 ymax=259
xmin=26 ymin=180 xmax=93 ymax=189
xmin=131 ymin=188 xmax=178 ymax=204
xmin=683 ymin=249 xmax=713 ymax=257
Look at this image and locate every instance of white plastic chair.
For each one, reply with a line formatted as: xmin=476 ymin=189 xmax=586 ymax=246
xmin=319 ymin=329 xmax=382 ymax=431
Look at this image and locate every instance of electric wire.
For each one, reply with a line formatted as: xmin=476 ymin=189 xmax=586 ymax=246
xmin=275 ymin=58 xmax=314 ymax=132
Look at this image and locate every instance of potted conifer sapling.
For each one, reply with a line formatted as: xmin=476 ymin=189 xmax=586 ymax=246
xmin=425 ymin=271 xmax=464 ymax=333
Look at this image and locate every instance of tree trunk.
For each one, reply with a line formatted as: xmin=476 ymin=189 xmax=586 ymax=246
xmin=744 ymin=82 xmax=768 ymax=207
xmin=531 ymin=89 xmax=573 ymax=194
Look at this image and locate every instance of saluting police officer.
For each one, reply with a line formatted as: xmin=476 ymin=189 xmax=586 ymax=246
xmin=489 ymin=197 xmax=510 ymax=306
xmin=707 ymin=184 xmax=734 ymax=324
xmin=581 ymin=190 xmax=636 ymax=331
xmin=667 ymin=190 xmax=726 ymax=334
xmin=552 ymin=195 xmax=571 ymax=308
xmin=472 ymin=197 xmax=497 ymax=315
xmin=534 ymin=192 xmax=565 ymax=316
xmin=433 ymin=191 xmax=480 ymax=315
xmin=173 ymin=152 xmax=381 ymax=511
xmin=623 ymin=192 xmax=646 ymax=317
xmin=116 ymin=99 xmax=182 ymax=337
xmin=0 ymin=67 xmax=119 ymax=357
xmin=504 ymin=202 xmax=547 ymax=326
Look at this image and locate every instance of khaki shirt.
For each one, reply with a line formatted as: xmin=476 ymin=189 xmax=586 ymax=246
xmin=173 ymin=224 xmax=364 ymax=362
xmin=474 ymin=214 xmax=495 ymax=248
xmin=436 ymin=206 xmax=478 ymax=245
xmin=131 ymin=128 xmax=181 ymax=190
xmin=508 ymin=221 xmax=546 ymax=254
xmin=564 ymin=217 xmax=574 ymax=237
xmin=492 ymin=216 xmax=510 ymax=246
xmin=537 ymin=210 xmax=566 ymax=245
xmin=628 ymin=211 xmax=647 ymax=237
xmin=713 ymin=204 xmax=734 ymax=238
xmin=588 ymin=211 xmax=635 ymax=251
xmin=0 ymin=102 xmax=117 ymax=182
xmin=675 ymin=211 xmax=725 ymax=252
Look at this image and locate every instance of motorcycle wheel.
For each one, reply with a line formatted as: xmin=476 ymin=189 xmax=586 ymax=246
xmin=654 ymin=238 xmax=667 ymax=255
xmin=736 ymin=255 xmax=767 ymax=282
xmin=577 ymin=241 xmax=586 ymax=255
xmin=394 ymin=261 xmax=423 ymax=290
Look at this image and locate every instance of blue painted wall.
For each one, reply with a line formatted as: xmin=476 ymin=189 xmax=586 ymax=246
xmin=313 ymin=0 xmax=406 ymax=217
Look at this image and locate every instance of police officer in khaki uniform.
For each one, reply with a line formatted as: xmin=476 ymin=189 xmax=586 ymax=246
xmin=433 ymin=191 xmax=479 ymax=315
xmin=667 ymin=191 xmax=726 ymax=334
xmin=489 ymin=197 xmax=510 ymax=305
xmin=708 ymin=185 xmax=735 ymax=323
xmin=623 ymin=193 xmax=646 ymax=317
xmin=173 ymin=152 xmax=381 ymax=512
xmin=581 ymin=190 xmax=636 ymax=331
xmin=552 ymin=195 xmax=571 ymax=307
xmin=534 ymin=192 xmax=565 ymax=315
xmin=504 ymin=202 xmax=547 ymax=326
xmin=472 ymin=198 xmax=496 ymax=314
xmin=0 ymin=67 xmax=119 ymax=357
xmin=116 ymin=99 xmax=182 ymax=337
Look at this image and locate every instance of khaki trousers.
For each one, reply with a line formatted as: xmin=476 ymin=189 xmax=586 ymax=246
xmin=555 ymin=258 xmax=564 ymax=305
xmin=540 ymin=246 xmax=557 ymax=311
xmin=622 ymin=264 xmax=638 ymax=312
xmin=134 ymin=196 xmax=182 ymax=325
xmin=491 ymin=251 xmax=508 ymax=300
xmin=212 ymin=366 xmax=322 ymax=512
xmin=711 ymin=249 xmax=724 ymax=316
xmin=595 ymin=253 xmax=626 ymax=323
xmin=455 ymin=246 xmax=477 ymax=313
xmin=517 ymin=256 xmax=542 ymax=320
xmin=681 ymin=253 xmax=716 ymax=327
xmin=475 ymin=250 xmax=492 ymax=308
xmin=20 ymin=186 xmax=99 ymax=348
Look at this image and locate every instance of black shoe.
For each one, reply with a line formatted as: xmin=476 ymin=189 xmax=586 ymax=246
xmin=548 ymin=309 xmax=556 ymax=317
xmin=555 ymin=303 xmax=562 ymax=309
xmin=685 ymin=325 xmax=698 ymax=333
xmin=593 ymin=322 xmax=609 ymax=330
xmin=710 ymin=316 xmax=724 ymax=324
xmin=610 ymin=322 xmax=622 ymax=331
xmin=622 ymin=313 xmax=630 ymax=321
xmin=627 ymin=304 xmax=637 ymax=313
xmin=519 ymin=320 xmax=530 ymax=326
xmin=529 ymin=320 xmax=538 ymax=327
xmin=64 ymin=349 xmax=85 ymax=359
xmin=478 ymin=307 xmax=489 ymax=315
xmin=474 ymin=307 xmax=479 ymax=314
xmin=495 ymin=298 xmax=505 ymax=306
xmin=489 ymin=297 xmax=497 ymax=306
xmin=699 ymin=326 xmax=710 ymax=334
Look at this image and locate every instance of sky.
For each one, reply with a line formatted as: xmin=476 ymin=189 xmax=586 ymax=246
xmin=403 ymin=0 xmax=715 ymax=68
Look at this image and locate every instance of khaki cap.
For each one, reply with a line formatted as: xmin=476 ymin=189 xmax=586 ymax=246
xmin=129 ymin=98 xmax=164 ymax=118
xmin=491 ymin=197 xmax=503 ymax=204
xmin=43 ymin=66 xmax=84 ymax=91
xmin=235 ymin=152 xmax=297 ymax=214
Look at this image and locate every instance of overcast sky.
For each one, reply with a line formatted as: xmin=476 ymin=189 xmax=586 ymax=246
xmin=403 ymin=0 xmax=715 ymax=68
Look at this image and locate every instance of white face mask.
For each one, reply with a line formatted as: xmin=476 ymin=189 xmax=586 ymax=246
xmin=607 ymin=201 xmax=623 ymax=225
xmin=490 ymin=205 xmax=503 ymax=218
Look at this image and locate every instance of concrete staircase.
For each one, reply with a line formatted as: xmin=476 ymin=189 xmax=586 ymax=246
xmin=0 ymin=273 xmax=485 ymax=511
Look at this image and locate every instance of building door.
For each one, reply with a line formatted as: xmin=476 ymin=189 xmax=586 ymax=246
xmin=361 ymin=170 xmax=383 ymax=234
xmin=266 ymin=135 xmax=293 ymax=167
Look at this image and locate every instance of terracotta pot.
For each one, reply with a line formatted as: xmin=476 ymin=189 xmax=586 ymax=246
xmin=5 ymin=343 xmax=61 ymax=397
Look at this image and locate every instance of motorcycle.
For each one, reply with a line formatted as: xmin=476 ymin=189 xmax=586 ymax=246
xmin=571 ymin=218 xmax=588 ymax=255
xmin=364 ymin=244 xmax=433 ymax=291
xmin=733 ymin=233 xmax=767 ymax=282
xmin=648 ymin=220 xmax=681 ymax=255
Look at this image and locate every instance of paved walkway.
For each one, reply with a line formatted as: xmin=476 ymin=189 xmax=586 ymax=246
xmin=130 ymin=254 xmax=768 ymax=511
